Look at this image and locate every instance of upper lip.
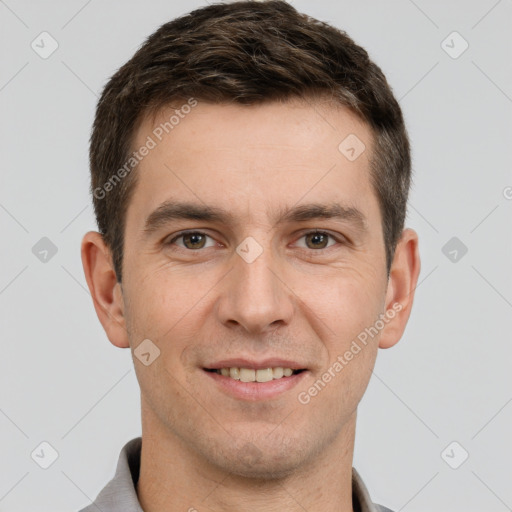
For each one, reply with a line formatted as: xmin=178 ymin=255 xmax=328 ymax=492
xmin=204 ymin=358 xmax=307 ymax=370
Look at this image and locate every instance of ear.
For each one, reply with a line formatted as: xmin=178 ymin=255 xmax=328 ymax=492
xmin=379 ymin=228 xmax=421 ymax=349
xmin=81 ymin=231 xmax=130 ymax=348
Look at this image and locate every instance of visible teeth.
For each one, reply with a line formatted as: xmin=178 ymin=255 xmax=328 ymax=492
xmin=273 ymin=367 xmax=284 ymax=379
xmin=256 ymin=368 xmax=273 ymax=382
xmin=214 ymin=366 xmax=300 ymax=381
xmin=240 ymin=368 xmax=256 ymax=382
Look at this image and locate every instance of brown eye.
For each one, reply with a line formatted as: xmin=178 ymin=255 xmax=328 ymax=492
xmin=167 ymin=231 xmax=216 ymax=250
xmin=182 ymin=232 xmax=207 ymax=249
xmin=304 ymin=232 xmax=331 ymax=249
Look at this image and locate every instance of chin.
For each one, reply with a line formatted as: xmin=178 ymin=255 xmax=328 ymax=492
xmin=217 ymin=453 xmax=303 ymax=480
xmin=208 ymin=435 xmax=312 ymax=480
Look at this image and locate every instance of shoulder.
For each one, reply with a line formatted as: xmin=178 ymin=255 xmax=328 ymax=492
xmin=375 ymin=505 xmax=395 ymax=512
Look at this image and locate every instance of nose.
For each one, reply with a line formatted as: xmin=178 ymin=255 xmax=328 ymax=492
xmin=215 ymin=241 xmax=294 ymax=334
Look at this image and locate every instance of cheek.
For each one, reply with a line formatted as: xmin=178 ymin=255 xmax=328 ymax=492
xmin=124 ymin=267 xmax=214 ymax=370
xmin=299 ymin=265 xmax=385 ymax=338
xmin=340 ymin=277 xmax=385 ymax=325
xmin=122 ymin=268 xmax=180 ymax=345
xmin=296 ymin=279 xmax=381 ymax=413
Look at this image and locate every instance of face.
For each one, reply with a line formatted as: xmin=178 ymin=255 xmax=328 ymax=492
xmin=93 ymin=98 xmax=409 ymax=478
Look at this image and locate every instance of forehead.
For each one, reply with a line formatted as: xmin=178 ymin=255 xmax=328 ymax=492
xmin=138 ymin=97 xmax=371 ymax=159
xmin=127 ymin=99 xmax=378 ymax=230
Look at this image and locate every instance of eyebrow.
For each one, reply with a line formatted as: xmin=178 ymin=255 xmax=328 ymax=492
xmin=142 ymin=200 xmax=367 ymax=236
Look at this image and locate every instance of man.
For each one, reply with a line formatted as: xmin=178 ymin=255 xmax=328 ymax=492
xmin=80 ymin=1 xmax=420 ymax=511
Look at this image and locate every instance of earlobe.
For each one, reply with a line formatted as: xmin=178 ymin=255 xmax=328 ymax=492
xmin=378 ymin=228 xmax=421 ymax=349
xmin=81 ymin=231 xmax=130 ymax=348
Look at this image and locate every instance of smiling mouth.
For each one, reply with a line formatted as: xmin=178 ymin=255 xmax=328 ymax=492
xmin=204 ymin=367 xmax=306 ymax=382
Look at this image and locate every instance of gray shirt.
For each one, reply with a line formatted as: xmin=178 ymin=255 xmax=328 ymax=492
xmin=78 ymin=437 xmax=394 ymax=512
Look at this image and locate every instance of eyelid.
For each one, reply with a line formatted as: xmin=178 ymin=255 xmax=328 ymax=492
xmin=292 ymin=229 xmax=346 ymax=250
xmin=165 ymin=229 xmax=218 ymax=248
xmin=165 ymin=229 xmax=346 ymax=251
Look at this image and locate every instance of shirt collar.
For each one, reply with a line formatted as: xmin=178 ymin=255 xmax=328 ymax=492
xmin=81 ymin=436 xmax=386 ymax=512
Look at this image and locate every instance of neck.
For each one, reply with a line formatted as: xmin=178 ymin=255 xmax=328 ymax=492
xmin=137 ymin=401 xmax=357 ymax=512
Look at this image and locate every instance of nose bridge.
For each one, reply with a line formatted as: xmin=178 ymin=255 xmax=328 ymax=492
xmin=218 ymin=234 xmax=293 ymax=332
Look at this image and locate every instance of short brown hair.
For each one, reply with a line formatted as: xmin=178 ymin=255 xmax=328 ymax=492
xmin=90 ymin=0 xmax=411 ymax=282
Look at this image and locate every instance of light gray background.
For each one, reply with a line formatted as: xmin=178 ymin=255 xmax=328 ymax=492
xmin=1 ymin=0 xmax=511 ymax=511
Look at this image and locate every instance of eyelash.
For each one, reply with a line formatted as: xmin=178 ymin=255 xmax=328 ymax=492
xmin=165 ymin=230 xmax=345 ymax=252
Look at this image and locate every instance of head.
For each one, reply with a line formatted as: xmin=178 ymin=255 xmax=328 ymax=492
xmin=82 ymin=0 xmax=420 ymax=479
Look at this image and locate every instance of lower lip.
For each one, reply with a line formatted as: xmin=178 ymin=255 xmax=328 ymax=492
xmin=203 ymin=369 xmax=308 ymax=401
